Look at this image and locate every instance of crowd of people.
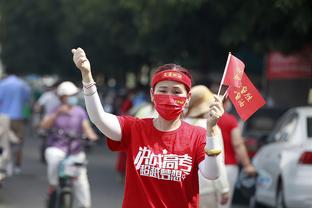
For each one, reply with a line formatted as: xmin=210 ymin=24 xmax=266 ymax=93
xmin=0 ymin=47 xmax=256 ymax=208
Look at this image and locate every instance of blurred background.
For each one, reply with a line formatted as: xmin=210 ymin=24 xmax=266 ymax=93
xmin=0 ymin=0 xmax=311 ymax=208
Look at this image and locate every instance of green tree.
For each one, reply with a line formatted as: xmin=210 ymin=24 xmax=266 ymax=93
xmin=0 ymin=0 xmax=63 ymax=75
xmin=0 ymin=0 xmax=311 ymax=76
xmin=209 ymin=0 xmax=312 ymax=53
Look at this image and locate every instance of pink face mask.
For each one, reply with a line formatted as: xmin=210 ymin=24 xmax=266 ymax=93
xmin=153 ymin=94 xmax=187 ymax=121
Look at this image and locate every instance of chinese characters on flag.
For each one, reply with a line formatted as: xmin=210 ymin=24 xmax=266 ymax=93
xmin=223 ymin=54 xmax=245 ymax=88
xmin=228 ymin=73 xmax=266 ymax=121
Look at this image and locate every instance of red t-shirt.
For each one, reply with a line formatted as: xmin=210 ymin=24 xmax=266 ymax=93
xmin=217 ymin=112 xmax=238 ymax=165
xmin=107 ymin=116 xmax=206 ymax=208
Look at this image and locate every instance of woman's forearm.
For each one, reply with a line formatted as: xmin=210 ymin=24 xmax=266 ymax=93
xmin=40 ymin=113 xmax=58 ymax=129
xmin=235 ymin=143 xmax=252 ymax=167
xmin=81 ymin=71 xmax=94 ymax=83
xmin=83 ymin=84 xmax=122 ymax=141
xmin=198 ymin=136 xmax=221 ymax=180
xmin=215 ymin=156 xmax=230 ymax=193
xmin=231 ymin=128 xmax=252 ymax=167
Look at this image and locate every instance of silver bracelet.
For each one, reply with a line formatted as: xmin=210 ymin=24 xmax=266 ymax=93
xmin=82 ymin=81 xmax=96 ymax=89
xmin=83 ymin=84 xmax=97 ymax=96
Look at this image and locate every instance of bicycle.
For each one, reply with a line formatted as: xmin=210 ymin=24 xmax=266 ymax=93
xmin=47 ymin=129 xmax=88 ymax=208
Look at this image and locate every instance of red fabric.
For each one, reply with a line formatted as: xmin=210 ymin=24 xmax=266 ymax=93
xmin=266 ymin=46 xmax=312 ymax=80
xmin=107 ymin=116 xmax=206 ymax=208
xmin=119 ymin=99 xmax=133 ymax=115
xmin=228 ymin=73 xmax=266 ymax=121
xmin=153 ymin=94 xmax=187 ymax=120
xmin=223 ymin=54 xmax=245 ymax=88
xmin=116 ymin=152 xmax=127 ymax=174
xmin=217 ymin=112 xmax=239 ymax=165
xmin=151 ymin=70 xmax=192 ymax=91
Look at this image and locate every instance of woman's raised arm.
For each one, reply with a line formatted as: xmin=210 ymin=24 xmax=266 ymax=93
xmin=71 ymin=47 xmax=122 ymax=141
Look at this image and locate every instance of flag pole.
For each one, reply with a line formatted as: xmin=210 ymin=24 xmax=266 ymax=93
xmin=217 ymin=52 xmax=231 ymax=96
xmin=222 ymin=88 xmax=228 ymax=101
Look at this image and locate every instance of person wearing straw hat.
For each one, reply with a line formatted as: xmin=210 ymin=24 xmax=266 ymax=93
xmin=72 ymin=47 xmax=225 ymax=208
xmin=184 ymin=85 xmax=230 ymax=208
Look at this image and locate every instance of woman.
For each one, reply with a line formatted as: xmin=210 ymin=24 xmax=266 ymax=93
xmin=217 ymin=98 xmax=256 ymax=208
xmin=72 ymin=47 xmax=224 ymax=208
xmin=184 ymin=85 xmax=230 ymax=208
xmin=40 ymin=81 xmax=98 ymax=208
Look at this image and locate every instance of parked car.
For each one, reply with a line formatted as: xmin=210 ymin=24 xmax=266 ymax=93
xmin=232 ymin=107 xmax=288 ymax=205
xmin=250 ymin=106 xmax=312 ymax=208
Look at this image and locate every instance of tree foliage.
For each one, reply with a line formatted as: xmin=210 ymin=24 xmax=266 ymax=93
xmin=0 ymin=0 xmax=311 ymax=77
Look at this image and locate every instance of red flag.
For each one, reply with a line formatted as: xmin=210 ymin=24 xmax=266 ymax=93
xmin=223 ymin=54 xmax=245 ymax=88
xmin=228 ymin=72 xmax=266 ymax=121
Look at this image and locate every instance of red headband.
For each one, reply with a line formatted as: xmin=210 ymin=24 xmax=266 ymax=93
xmin=151 ymin=69 xmax=192 ymax=91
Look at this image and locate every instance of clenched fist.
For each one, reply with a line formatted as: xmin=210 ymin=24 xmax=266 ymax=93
xmin=71 ymin=47 xmax=91 ymax=75
xmin=206 ymin=95 xmax=224 ymax=129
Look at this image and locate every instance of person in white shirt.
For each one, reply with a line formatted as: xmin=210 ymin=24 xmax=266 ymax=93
xmin=35 ymin=81 xmax=61 ymax=116
xmin=184 ymin=85 xmax=230 ymax=208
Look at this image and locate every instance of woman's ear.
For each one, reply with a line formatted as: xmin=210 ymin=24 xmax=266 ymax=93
xmin=150 ymin=88 xmax=154 ymax=102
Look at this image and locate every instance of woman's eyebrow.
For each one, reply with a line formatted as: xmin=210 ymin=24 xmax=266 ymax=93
xmin=158 ymin=86 xmax=168 ymax=89
xmin=172 ymin=86 xmax=183 ymax=90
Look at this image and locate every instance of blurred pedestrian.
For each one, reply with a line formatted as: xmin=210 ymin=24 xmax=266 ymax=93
xmin=217 ymin=98 xmax=257 ymax=208
xmin=0 ymin=115 xmax=19 ymax=180
xmin=34 ymin=78 xmax=60 ymax=116
xmin=114 ymin=88 xmax=134 ymax=182
xmin=115 ymin=85 xmax=152 ymax=182
xmin=184 ymin=85 xmax=230 ymax=208
xmin=33 ymin=78 xmax=61 ymax=163
xmin=33 ymin=78 xmax=60 ymax=131
xmin=308 ymin=88 xmax=312 ymax=105
xmin=72 ymin=47 xmax=224 ymax=208
xmin=40 ymin=81 xmax=98 ymax=208
xmin=133 ymin=101 xmax=157 ymax=119
xmin=0 ymin=67 xmax=31 ymax=174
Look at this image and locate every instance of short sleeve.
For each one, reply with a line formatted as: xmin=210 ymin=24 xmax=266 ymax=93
xmin=37 ymin=94 xmax=48 ymax=106
xmin=107 ymin=115 xmax=137 ymax=152
xmin=195 ymin=129 xmax=207 ymax=166
xmin=228 ymin=115 xmax=239 ymax=130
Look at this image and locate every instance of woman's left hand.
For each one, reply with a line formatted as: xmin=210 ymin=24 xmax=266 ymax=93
xmin=206 ymin=95 xmax=224 ymax=128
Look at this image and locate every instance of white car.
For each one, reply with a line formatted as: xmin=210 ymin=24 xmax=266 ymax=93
xmin=251 ymin=106 xmax=312 ymax=208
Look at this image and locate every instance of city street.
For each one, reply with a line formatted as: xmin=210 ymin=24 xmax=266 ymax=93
xmin=0 ymin=0 xmax=310 ymax=206
xmin=0 ymin=130 xmax=247 ymax=208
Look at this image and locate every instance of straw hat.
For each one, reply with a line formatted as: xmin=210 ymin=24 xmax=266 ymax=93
xmin=186 ymin=85 xmax=214 ymax=118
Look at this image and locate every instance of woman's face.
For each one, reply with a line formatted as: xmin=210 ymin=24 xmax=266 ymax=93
xmin=60 ymin=95 xmax=68 ymax=104
xmin=151 ymin=80 xmax=190 ymax=103
xmin=60 ymin=95 xmax=78 ymax=106
xmin=153 ymin=80 xmax=188 ymax=96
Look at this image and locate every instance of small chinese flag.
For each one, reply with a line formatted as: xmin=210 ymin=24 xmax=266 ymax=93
xmin=223 ymin=54 xmax=245 ymax=88
xmin=228 ymin=72 xmax=266 ymax=121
